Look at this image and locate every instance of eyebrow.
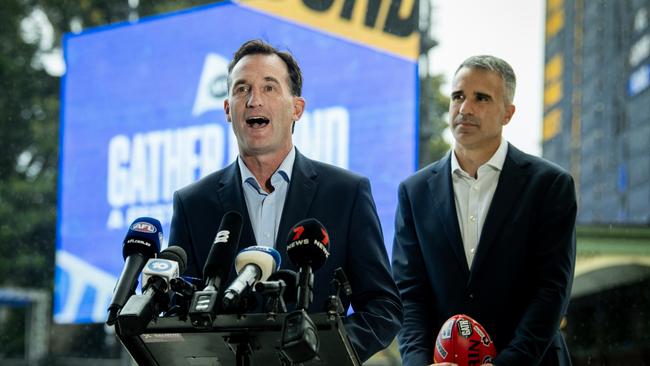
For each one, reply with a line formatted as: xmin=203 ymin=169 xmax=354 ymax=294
xmin=475 ymin=91 xmax=493 ymax=101
xmin=231 ymin=76 xmax=281 ymax=90
xmin=231 ymin=79 xmax=247 ymax=91
xmin=263 ymin=76 xmax=281 ymax=85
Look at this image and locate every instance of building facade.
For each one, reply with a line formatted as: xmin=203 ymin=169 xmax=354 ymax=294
xmin=543 ymin=0 xmax=650 ymax=363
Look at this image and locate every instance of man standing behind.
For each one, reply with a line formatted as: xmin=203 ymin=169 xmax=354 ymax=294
xmin=169 ymin=39 xmax=402 ymax=362
xmin=392 ymin=55 xmax=576 ymax=365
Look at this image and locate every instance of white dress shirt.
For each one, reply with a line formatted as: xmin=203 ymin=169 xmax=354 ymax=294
xmin=238 ymin=147 xmax=295 ymax=247
xmin=451 ymin=139 xmax=508 ymax=268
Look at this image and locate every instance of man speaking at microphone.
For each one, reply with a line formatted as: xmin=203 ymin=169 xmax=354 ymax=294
xmin=169 ymin=39 xmax=402 ymax=362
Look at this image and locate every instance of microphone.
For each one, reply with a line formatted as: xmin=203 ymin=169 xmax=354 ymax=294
xmin=280 ymin=218 xmax=330 ymax=363
xmin=142 ymin=246 xmax=187 ymax=290
xmin=188 ymin=211 xmax=242 ymax=328
xmin=116 ymin=246 xmax=187 ymax=336
xmin=169 ymin=276 xmax=198 ymax=298
xmin=222 ymin=246 xmax=281 ymax=309
xmin=203 ymin=211 xmax=243 ymax=289
xmin=106 ymin=217 xmax=162 ymax=325
xmin=285 ymin=218 xmax=330 ymax=310
xmin=255 ymin=269 xmax=299 ymax=313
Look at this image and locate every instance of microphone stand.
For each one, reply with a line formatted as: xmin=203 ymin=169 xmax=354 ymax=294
xmin=296 ymin=265 xmax=314 ymax=311
xmin=327 ymin=267 xmax=352 ymax=318
xmin=255 ymin=279 xmax=288 ymax=318
xmin=280 ymin=264 xmax=319 ymax=363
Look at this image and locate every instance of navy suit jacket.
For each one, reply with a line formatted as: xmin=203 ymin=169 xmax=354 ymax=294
xmin=392 ymin=144 xmax=576 ymax=366
xmin=169 ymin=149 xmax=402 ymax=362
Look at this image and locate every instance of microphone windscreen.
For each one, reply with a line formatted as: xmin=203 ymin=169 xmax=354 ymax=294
xmin=123 ymin=217 xmax=162 ymax=259
xmin=234 ymin=246 xmax=281 ymax=281
xmin=285 ymin=218 xmax=330 ymax=270
xmin=203 ymin=211 xmax=243 ymax=280
xmin=160 ymin=246 xmax=187 ymax=274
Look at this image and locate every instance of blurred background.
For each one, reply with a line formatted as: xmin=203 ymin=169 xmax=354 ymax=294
xmin=0 ymin=0 xmax=649 ymax=364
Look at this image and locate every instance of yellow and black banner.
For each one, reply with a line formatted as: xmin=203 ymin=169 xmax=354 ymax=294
xmin=238 ymin=0 xmax=419 ymax=60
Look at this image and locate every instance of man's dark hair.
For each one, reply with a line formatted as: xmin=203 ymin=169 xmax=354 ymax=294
xmin=227 ymin=39 xmax=303 ymax=96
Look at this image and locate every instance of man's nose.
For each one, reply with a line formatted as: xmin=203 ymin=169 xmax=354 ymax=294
xmin=247 ymin=89 xmax=262 ymax=107
xmin=459 ymin=99 xmax=474 ymax=115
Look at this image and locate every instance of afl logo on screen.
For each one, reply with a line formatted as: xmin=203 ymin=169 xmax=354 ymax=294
xmin=131 ymin=222 xmax=157 ymax=233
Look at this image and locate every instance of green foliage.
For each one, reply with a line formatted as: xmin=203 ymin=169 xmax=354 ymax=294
xmin=0 ymin=307 xmax=27 ymax=358
xmin=0 ymin=0 xmax=58 ymax=289
xmin=418 ymin=73 xmax=450 ymax=168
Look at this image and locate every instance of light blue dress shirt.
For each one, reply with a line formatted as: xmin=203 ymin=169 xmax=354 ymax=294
xmin=237 ymin=148 xmax=295 ymax=247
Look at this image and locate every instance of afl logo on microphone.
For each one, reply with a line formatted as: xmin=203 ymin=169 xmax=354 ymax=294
xmin=131 ymin=221 xmax=157 ymax=233
xmin=147 ymin=259 xmax=172 ymax=272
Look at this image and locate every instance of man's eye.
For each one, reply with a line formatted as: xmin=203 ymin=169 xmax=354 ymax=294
xmin=264 ymin=85 xmax=274 ymax=92
xmin=235 ymin=85 xmax=249 ymax=94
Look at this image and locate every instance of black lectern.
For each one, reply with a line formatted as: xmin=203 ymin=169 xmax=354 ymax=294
xmin=115 ymin=312 xmax=361 ymax=366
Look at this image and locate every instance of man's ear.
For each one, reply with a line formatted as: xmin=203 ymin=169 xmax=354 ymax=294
xmin=292 ymin=96 xmax=305 ymax=121
xmin=224 ymin=98 xmax=232 ymax=122
xmin=503 ymin=104 xmax=516 ymax=125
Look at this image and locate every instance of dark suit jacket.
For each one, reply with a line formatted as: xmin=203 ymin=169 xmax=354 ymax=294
xmin=392 ymin=144 xmax=576 ymax=366
xmin=169 ymin=149 xmax=402 ymax=362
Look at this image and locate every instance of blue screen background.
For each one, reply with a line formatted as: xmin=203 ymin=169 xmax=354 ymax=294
xmin=56 ymin=1 xmax=417 ymax=323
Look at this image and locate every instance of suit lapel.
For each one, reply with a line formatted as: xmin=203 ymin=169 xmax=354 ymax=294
xmin=216 ymin=161 xmax=257 ymax=250
xmin=469 ymin=145 xmax=528 ymax=278
xmin=428 ymin=154 xmax=470 ymax=277
xmin=275 ymin=150 xmax=318 ymax=268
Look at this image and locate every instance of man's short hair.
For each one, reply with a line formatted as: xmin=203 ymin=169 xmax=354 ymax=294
xmin=455 ymin=55 xmax=516 ymax=105
xmin=227 ymin=39 xmax=303 ymax=97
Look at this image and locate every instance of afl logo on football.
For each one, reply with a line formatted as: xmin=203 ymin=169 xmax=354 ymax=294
xmin=440 ymin=318 xmax=454 ymax=339
xmin=147 ymin=259 xmax=172 ymax=272
xmin=131 ymin=222 xmax=157 ymax=233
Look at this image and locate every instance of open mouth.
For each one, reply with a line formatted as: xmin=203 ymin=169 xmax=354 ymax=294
xmin=246 ymin=116 xmax=270 ymax=128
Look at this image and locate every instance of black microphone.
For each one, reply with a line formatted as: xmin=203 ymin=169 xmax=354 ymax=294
xmin=222 ymin=246 xmax=281 ymax=309
xmin=106 ymin=217 xmax=162 ymax=326
xmin=285 ymin=218 xmax=330 ymax=310
xmin=116 ymin=246 xmax=187 ymax=336
xmin=169 ymin=276 xmax=197 ymax=298
xmin=203 ymin=211 xmax=243 ymax=290
xmin=166 ymin=276 xmax=198 ymax=319
xmin=280 ymin=218 xmax=330 ymax=364
xmin=256 ymin=269 xmax=299 ymax=313
xmin=188 ymin=211 xmax=242 ymax=328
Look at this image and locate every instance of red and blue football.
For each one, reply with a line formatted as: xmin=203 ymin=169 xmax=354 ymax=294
xmin=433 ymin=314 xmax=497 ymax=365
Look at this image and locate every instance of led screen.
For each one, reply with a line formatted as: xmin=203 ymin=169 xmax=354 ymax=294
xmin=55 ymin=1 xmax=417 ymax=323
